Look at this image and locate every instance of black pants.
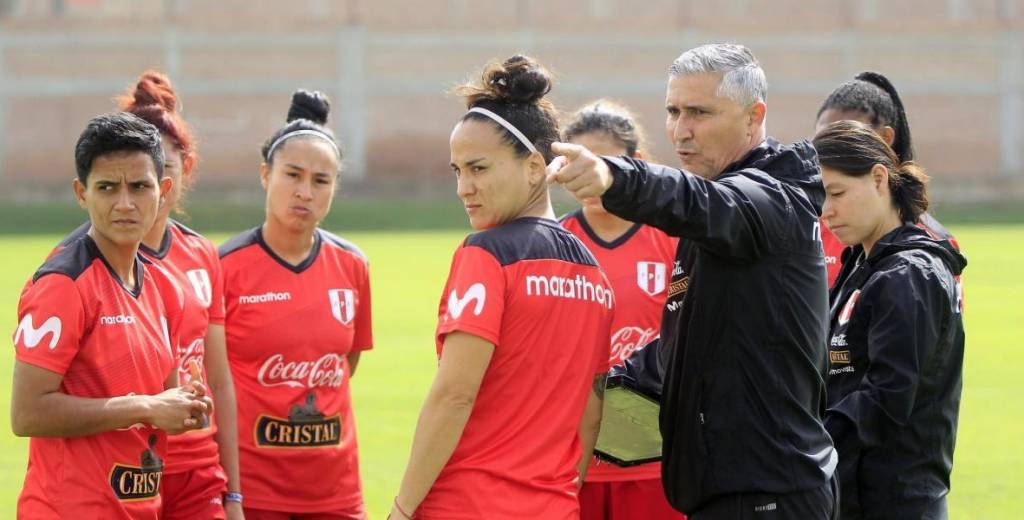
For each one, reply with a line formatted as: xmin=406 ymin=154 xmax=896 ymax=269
xmin=690 ymin=474 xmax=839 ymax=520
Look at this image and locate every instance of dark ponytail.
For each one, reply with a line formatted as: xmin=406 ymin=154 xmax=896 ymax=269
xmin=817 ymin=71 xmax=914 ymax=162
xmin=261 ymin=89 xmax=341 ymax=165
xmin=855 ymin=71 xmax=914 ymax=162
xmin=814 ymin=120 xmax=929 ymax=222
xmin=453 ymin=54 xmax=560 ymax=162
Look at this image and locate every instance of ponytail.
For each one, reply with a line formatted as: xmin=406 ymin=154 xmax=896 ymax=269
xmin=854 ymin=71 xmax=914 ymax=162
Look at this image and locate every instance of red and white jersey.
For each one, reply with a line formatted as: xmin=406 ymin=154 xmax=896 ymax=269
xmin=821 ymin=220 xmax=845 ymax=288
xmin=52 ymin=220 xmax=225 ymax=474
xmin=138 ymin=220 xmax=225 ymax=474
xmin=561 ymin=210 xmax=678 ymax=483
xmin=420 ymin=217 xmax=614 ymax=520
xmin=219 ymin=227 xmax=372 ymax=513
xmin=14 ymin=233 xmax=182 ymax=519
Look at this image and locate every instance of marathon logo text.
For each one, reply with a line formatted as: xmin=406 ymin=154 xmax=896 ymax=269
xmin=238 ymin=291 xmax=292 ymax=304
xmin=525 ymin=274 xmax=613 ymax=309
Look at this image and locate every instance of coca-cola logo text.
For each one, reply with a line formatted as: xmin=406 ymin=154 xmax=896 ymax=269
xmin=609 ymin=326 xmax=658 ymax=365
xmin=258 ymin=353 xmax=345 ymax=389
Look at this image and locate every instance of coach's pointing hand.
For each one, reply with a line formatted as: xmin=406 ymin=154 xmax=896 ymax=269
xmin=546 ymin=142 xmax=614 ymax=200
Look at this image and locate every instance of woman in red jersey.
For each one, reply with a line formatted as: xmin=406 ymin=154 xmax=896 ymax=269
xmin=219 ymin=90 xmax=373 ymax=520
xmin=814 ymin=72 xmax=960 ymax=288
xmin=116 ymin=71 xmax=244 ymax=520
xmin=559 ymin=100 xmax=684 ymax=520
xmin=11 ymin=112 xmax=211 ymax=519
xmin=390 ymin=55 xmax=614 ymax=520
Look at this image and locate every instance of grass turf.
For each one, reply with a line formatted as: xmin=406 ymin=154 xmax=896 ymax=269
xmin=0 ymin=225 xmax=1020 ymax=518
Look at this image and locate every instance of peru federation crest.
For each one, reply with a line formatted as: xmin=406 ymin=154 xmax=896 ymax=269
xmin=636 ymin=262 xmax=667 ymax=296
xmin=328 ymin=289 xmax=355 ymax=325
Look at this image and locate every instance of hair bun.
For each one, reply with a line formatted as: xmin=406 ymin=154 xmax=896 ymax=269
xmin=120 ymin=70 xmax=178 ymax=113
xmin=485 ymin=55 xmax=551 ymax=104
xmin=287 ymin=90 xmax=331 ymax=125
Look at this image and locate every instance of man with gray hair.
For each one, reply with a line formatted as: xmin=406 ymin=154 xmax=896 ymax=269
xmin=549 ymin=43 xmax=838 ymax=518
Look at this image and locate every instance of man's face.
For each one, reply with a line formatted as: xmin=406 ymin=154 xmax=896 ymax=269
xmin=74 ymin=151 xmax=168 ymax=249
xmin=664 ymin=72 xmax=762 ymax=179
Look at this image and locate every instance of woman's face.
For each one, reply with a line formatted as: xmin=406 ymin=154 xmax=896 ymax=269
xmin=820 ymin=164 xmax=892 ymax=246
xmin=260 ymin=137 xmax=339 ymax=233
xmin=158 ymin=135 xmax=185 ymax=217
xmin=449 ymin=119 xmax=544 ymax=230
xmin=567 ymin=131 xmax=630 ymax=213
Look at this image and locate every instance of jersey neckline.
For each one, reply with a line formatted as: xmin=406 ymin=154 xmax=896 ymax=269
xmin=139 ymin=221 xmax=174 ymax=260
xmin=573 ymin=210 xmax=642 ymax=250
xmin=255 ymin=227 xmax=323 ymax=274
xmin=84 ymin=234 xmax=145 ymax=298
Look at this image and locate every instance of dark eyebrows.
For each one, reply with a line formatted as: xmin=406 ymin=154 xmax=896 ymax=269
xmin=450 ymin=157 xmax=486 ymax=168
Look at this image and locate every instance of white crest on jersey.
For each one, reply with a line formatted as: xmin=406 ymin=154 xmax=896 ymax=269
xmin=448 ymin=283 xmax=486 ymax=319
xmin=838 ymin=290 xmax=861 ymax=326
xmin=185 ymin=269 xmax=212 ymax=308
xmin=328 ymin=288 xmax=356 ymax=325
xmin=636 ymin=262 xmax=667 ymax=296
xmin=15 ymin=314 xmax=62 ymax=350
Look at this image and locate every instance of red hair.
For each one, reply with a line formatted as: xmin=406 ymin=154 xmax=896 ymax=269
xmin=116 ymin=70 xmax=197 ymax=177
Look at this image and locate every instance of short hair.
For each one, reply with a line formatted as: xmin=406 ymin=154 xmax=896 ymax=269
xmin=669 ymin=43 xmax=767 ymax=106
xmin=74 ymin=112 xmax=164 ymax=185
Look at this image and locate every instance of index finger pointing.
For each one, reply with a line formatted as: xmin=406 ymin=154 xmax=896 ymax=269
xmin=550 ymin=141 xmax=584 ymax=161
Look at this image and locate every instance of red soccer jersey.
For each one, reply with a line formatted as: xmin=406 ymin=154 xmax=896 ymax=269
xmin=219 ymin=227 xmax=372 ymax=513
xmin=560 ymin=210 xmax=678 ymax=483
xmin=139 ymin=220 xmax=225 ymax=474
xmin=821 ymin=219 xmax=845 ymax=288
xmin=14 ymin=233 xmax=181 ymax=519
xmin=420 ymin=217 xmax=614 ymax=520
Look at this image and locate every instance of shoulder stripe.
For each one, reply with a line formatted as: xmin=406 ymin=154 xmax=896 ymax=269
xmin=218 ymin=227 xmax=261 ymax=259
xmin=318 ymin=229 xmax=368 ymax=263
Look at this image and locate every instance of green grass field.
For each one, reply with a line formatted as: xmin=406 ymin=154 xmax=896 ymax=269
xmin=1 ymin=225 xmax=1021 ymax=518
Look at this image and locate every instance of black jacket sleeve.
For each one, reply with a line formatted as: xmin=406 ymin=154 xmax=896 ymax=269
xmin=600 ymin=156 xmax=790 ymax=261
xmin=825 ymin=258 xmax=950 ymax=449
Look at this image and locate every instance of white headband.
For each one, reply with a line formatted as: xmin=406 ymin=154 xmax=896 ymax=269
xmin=467 ymin=107 xmax=538 ymax=155
xmin=266 ymin=129 xmax=340 ymax=161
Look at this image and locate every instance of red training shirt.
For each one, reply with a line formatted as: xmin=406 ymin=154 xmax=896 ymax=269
xmin=220 ymin=227 xmax=372 ymax=513
xmin=560 ymin=210 xmax=678 ymax=483
xmin=14 ymin=233 xmax=182 ymax=519
xmin=419 ymin=217 xmax=614 ymax=520
xmin=139 ymin=220 xmax=226 ymax=475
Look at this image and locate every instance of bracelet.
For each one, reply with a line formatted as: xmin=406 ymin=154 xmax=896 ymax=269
xmin=393 ymin=497 xmax=414 ymax=519
xmin=224 ymin=492 xmax=243 ymax=505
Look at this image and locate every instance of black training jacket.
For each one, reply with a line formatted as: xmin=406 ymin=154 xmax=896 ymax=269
xmin=826 ymin=224 xmax=967 ymax=519
xmin=600 ymin=139 xmax=836 ymax=514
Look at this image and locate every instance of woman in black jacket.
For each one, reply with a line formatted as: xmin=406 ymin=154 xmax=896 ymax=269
xmin=814 ymin=121 xmax=967 ymax=520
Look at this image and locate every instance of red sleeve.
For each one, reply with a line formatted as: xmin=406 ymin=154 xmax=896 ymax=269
xmin=13 ymin=274 xmax=86 ymax=375
xmin=205 ymin=241 xmax=226 ymax=325
xmin=436 ymin=244 xmax=505 ymax=348
xmin=352 ymin=259 xmax=373 ymax=352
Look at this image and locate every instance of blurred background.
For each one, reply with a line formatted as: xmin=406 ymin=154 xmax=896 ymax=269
xmin=0 ymin=0 xmax=1021 ymax=231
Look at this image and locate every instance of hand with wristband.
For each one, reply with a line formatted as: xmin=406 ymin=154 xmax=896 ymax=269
xmin=223 ymin=492 xmax=244 ymax=520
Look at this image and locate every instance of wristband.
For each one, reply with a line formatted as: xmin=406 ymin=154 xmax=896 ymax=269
xmin=224 ymin=492 xmax=243 ymax=505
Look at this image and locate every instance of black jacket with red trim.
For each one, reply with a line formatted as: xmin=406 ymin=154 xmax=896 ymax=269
xmin=826 ymin=224 xmax=967 ymax=519
xmin=600 ymin=138 xmax=835 ymax=513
